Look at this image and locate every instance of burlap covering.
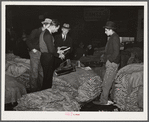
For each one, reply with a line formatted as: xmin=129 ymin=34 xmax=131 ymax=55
xmin=6 ymin=53 xmax=42 ymax=90
xmin=5 ymin=54 xmax=29 ymax=104
xmin=14 ymin=88 xmax=80 ymax=111
xmin=91 ymin=66 xmax=106 ymax=80
xmin=79 ymin=47 xmax=104 ymax=63
xmin=6 ymin=54 xmax=31 ymax=89
xmin=5 ymin=74 xmax=27 ymax=104
xmin=6 ymin=54 xmax=102 ymax=111
xmin=113 ymin=63 xmax=143 ymax=111
xmin=120 ymin=47 xmax=143 ymax=68
xmin=14 ymin=68 xmax=102 ymax=111
xmin=16 ymin=69 xmax=30 ymax=89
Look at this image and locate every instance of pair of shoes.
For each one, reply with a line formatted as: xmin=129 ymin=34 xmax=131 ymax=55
xmin=105 ymin=100 xmax=114 ymax=105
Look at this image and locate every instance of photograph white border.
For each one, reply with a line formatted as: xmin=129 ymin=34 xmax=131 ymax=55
xmin=1 ymin=1 xmax=148 ymax=121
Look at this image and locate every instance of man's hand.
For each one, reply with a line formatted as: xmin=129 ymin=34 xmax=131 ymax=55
xmin=57 ymin=50 xmax=64 ymax=54
xmin=32 ymin=49 xmax=37 ymax=53
xmin=59 ymin=53 xmax=65 ymax=60
xmin=57 ymin=48 xmax=65 ymax=59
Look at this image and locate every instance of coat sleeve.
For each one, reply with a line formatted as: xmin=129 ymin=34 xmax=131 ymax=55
xmin=67 ymin=36 xmax=73 ymax=52
xmin=26 ymin=29 xmax=38 ymax=50
xmin=43 ymin=31 xmax=59 ymax=57
xmin=107 ymin=36 xmax=120 ymax=62
xmin=69 ymin=38 xmax=73 ymax=51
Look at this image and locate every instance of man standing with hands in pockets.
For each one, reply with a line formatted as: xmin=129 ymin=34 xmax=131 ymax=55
xmin=26 ymin=18 xmax=51 ymax=92
xmin=93 ymin=21 xmax=120 ymax=105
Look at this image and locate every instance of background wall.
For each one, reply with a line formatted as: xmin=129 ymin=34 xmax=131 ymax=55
xmin=6 ymin=6 xmax=144 ymax=48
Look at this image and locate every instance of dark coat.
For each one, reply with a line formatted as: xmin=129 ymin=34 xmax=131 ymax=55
xmin=54 ymin=34 xmax=73 ymax=50
xmin=54 ymin=34 xmax=73 ymax=59
xmin=104 ymin=32 xmax=120 ymax=64
xmin=26 ymin=27 xmax=42 ymax=51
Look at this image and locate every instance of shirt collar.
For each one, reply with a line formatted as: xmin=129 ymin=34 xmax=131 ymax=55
xmin=62 ymin=33 xmax=67 ymax=36
xmin=47 ymin=28 xmax=52 ymax=34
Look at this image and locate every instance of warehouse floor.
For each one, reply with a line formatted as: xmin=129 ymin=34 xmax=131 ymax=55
xmin=5 ymin=101 xmax=120 ymax=111
xmin=80 ymin=101 xmax=120 ymax=111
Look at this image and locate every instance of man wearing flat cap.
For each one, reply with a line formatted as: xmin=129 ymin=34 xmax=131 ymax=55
xmin=26 ymin=18 xmax=52 ymax=92
xmin=54 ymin=23 xmax=73 ymax=69
xmin=93 ymin=21 xmax=120 ymax=105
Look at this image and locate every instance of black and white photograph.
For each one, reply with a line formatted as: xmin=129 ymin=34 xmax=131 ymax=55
xmin=1 ymin=1 xmax=148 ymax=121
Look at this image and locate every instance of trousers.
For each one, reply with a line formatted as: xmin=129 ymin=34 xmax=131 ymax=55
xmin=54 ymin=57 xmax=63 ymax=69
xmin=100 ymin=60 xmax=119 ymax=104
xmin=40 ymin=53 xmax=55 ymax=90
xmin=29 ymin=50 xmax=43 ymax=91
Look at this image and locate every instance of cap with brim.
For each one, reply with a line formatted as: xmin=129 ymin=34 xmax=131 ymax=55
xmin=41 ymin=18 xmax=52 ymax=24
xmin=103 ymin=26 xmax=116 ymax=30
xmin=103 ymin=21 xmax=116 ymax=29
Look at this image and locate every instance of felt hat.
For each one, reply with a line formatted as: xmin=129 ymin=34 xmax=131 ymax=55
xmin=62 ymin=23 xmax=70 ymax=30
xmin=103 ymin=21 xmax=116 ymax=29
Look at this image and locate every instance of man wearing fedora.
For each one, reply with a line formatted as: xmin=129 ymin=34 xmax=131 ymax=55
xmin=54 ymin=23 xmax=73 ymax=69
xmin=93 ymin=21 xmax=120 ymax=105
xmin=26 ymin=18 xmax=52 ymax=92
